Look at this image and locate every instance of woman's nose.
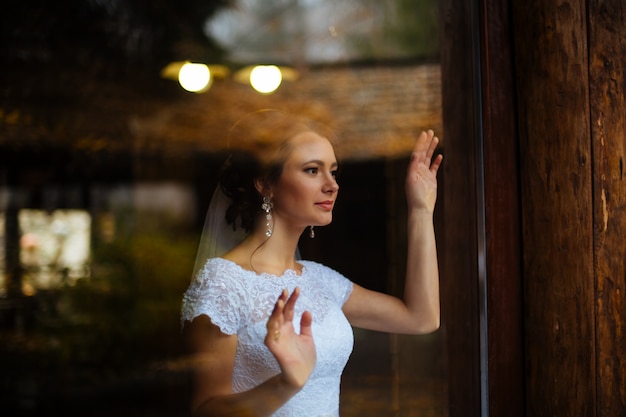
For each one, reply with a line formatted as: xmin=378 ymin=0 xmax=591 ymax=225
xmin=325 ymin=174 xmax=339 ymax=193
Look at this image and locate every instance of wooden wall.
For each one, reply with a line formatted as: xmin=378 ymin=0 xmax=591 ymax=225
xmin=511 ymin=0 xmax=626 ymax=415
xmin=442 ymin=0 xmax=626 ymax=415
xmin=513 ymin=0 xmax=596 ymax=415
xmin=587 ymin=2 xmax=626 ymax=413
xmin=489 ymin=0 xmax=626 ymax=415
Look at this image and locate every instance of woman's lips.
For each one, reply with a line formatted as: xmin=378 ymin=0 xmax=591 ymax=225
xmin=315 ymin=201 xmax=334 ymax=210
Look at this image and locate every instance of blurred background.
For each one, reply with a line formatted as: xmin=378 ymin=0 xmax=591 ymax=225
xmin=0 ymin=1 xmax=445 ymax=415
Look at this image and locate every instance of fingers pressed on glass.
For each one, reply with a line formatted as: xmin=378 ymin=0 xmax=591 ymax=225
xmin=287 ymin=287 xmax=300 ymax=303
xmin=299 ymin=311 xmax=313 ymax=336
xmin=426 ymin=134 xmax=439 ymax=160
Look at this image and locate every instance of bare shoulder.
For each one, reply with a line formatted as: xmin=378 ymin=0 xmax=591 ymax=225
xmin=183 ymin=315 xmax=238 ymax=410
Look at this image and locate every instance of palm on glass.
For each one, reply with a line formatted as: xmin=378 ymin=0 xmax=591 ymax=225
xmin=406 ymin=130 xmax=443 ymax=213
xmin=265 ymin=288 xmax=316 ymax=389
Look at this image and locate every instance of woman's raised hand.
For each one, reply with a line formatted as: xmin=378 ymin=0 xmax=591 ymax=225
xmin=265 ymin=288 xmax=316 ymax=390
xmin=406 ymin=130 xmax=443 ymax=213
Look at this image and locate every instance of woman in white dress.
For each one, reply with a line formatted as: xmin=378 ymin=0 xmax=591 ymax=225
xmin=181 ymin=110 xmax=442 ymax=417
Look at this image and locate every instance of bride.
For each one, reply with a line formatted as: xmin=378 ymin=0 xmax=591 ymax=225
xmin=181 ymin=110 xmax=442 ymax=417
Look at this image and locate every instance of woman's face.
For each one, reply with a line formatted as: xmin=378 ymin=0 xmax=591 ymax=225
xmin=270 ymin=131 xmax=339 ymax=231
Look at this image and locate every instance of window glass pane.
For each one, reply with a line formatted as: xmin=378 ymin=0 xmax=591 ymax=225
xmin=0 ymin=1 xmax=446 ymax=415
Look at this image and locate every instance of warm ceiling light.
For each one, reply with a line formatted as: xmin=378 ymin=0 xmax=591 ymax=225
xmin=161 ymin=61 xmax=230 ymax=93
xmin=250 ymin=65 xmax=282 ymax=94
xmin=178 ymin=62 xmax=211 ymax=92
xmin=234 ymin=65 xmax=299 ymax=94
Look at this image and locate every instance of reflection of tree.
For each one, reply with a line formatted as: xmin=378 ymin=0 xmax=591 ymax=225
xmin=18 ymin=210 xmax=91 ymax=293
xmin=348 ymin=0 xmax=440 ymax=60
xmin=1 ymin=214 xmax=197 ymax=390
xmin=206 ymin=0 xmax=439 ymax=64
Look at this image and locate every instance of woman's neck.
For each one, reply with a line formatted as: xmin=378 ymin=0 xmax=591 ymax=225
xmin=223 ymin=227 xmax=303 ymax=275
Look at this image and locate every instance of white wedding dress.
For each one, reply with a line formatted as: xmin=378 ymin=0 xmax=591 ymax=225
xmin=181 ymin=258 xmax=354 ymax=417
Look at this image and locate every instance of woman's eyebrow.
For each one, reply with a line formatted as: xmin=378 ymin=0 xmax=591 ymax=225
xmin=303 ymin=159 xmax=338 ymax=168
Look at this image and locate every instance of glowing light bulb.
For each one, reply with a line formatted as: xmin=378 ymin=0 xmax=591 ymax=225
xmin=249 ymin=65 xmax=282 ymax=94
xmin=178 ymin=62 xmax=211 ymax=92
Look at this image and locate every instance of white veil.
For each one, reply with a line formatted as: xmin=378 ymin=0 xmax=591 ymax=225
xmin=191 ymin=185 xmax=247 ymax=279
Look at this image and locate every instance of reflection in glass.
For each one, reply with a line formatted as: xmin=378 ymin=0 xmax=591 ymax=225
xmin=178 ymin=62 xmax=212 ymax=93
xmin=206 ymin=0 xmax=438 ymax=64
xmin=0 ymin=0 xmax=444 ymax=415
xmin=18 ymin=209 xmax=91 ymax=294
xmin=249 ymin=65 xmax=283 ymax=93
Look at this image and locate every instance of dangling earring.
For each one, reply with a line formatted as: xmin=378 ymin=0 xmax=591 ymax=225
xmin=262 ymin=196 xmax=273 ymax=237
xmin=309 ymin=226 xmax=315 ymax=239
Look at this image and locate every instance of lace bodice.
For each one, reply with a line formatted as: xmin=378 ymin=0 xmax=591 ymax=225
xmin=181 ymin=258 xmax=354 ymax=417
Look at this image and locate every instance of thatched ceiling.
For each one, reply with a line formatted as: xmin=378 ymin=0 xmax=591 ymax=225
xmin=136 ymin=63 xmax=442 ymax=160
xmin=1 ymin=62 xmax=441 ymax=162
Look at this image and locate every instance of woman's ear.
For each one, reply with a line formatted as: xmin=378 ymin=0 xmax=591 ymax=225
xmin=254 ymin=177 xmax=271 ymax=197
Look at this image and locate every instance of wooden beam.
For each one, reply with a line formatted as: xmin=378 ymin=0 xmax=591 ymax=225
xmin=478 ymin=0 xmax=525 ymax=415
xmin=439 ymin=0 xmax=483 ymax=415
xmin=588 ymin=1 xmax=626 ymax=414
xmin=511 ymin=0 xmax=596 ymax=414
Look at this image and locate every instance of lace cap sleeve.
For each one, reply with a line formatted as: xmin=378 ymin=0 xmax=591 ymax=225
xmin=180 ymin=259 xmax=249 ymax=335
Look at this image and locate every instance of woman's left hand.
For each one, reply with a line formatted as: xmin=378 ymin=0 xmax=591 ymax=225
xmin=265 ymin=287 xmax=316 ymax=390
xmin=406 ymin=130 xmax=443 ymax=213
